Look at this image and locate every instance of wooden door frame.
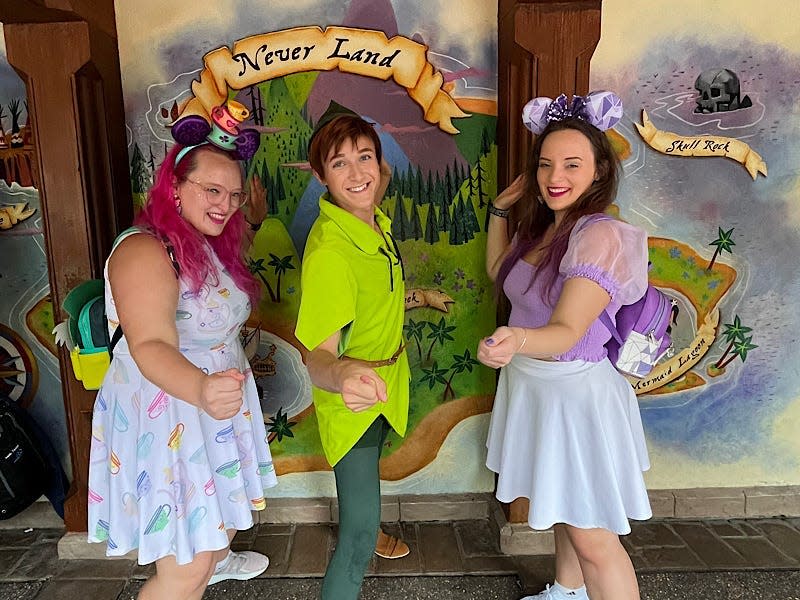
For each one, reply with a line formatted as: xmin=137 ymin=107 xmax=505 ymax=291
xmin=2 ymin=1 xmax=131 ymax=532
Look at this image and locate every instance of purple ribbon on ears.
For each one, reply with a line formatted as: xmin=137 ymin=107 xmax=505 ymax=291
xmin=522 ymin=91 xmax=624 ymax=135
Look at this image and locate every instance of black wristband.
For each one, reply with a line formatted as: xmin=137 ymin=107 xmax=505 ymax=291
xmin=487 ymin=204 xmax=510 ymax=218
xmin=247 ymin=220 xmax=262 ymax=232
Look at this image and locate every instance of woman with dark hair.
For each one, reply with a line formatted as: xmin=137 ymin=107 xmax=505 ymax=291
xmin=87 ymin=131 xmax=278 ymax=599
xmin=295 ymin=101 xmax=410 ymax=600
xmin=478 ymin=93 xmax=651 ymax=600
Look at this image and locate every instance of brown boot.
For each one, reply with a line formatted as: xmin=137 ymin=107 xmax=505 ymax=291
xmin=374 ymin=529 xmax=410 ymax=559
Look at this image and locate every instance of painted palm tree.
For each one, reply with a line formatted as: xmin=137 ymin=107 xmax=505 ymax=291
xmin=267 ymin=253 xmax=296 ymax=302
xmin=714 ymin=315 xmax=753 ymax=368
xmin=425 ymin=316 xmax=456 ymax=361
xmin=441 ymin=348 xmax=480 ymax=401
xmin=420 ymin=361 xmax=449 ymax=396
xmin=716 ymin=335 xmax=758 ymax=369
xmin=247 ymin=256 xmax=277 ymax=302
xmin=403 ymin=318 xmax=428 ymax=361
xmin=267 ymin=407 xmax=297 ymax=443
xmin=706 ymin=227 xmax=735 ymax=271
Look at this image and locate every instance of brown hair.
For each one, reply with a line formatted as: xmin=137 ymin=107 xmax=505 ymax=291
xmin=308 ymin=115 xmax=382 ymax=177
xmin=496 ymin=118 xmax=620 ymax=302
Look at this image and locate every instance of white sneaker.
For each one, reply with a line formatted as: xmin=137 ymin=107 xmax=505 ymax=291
xmin=522 ymin=582 xmax=589 ymax=599
xmin=207 ymin=550 xmax=269 ymax=586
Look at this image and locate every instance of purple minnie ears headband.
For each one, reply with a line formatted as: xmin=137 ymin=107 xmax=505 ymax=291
xmin=522 ymin=91 xmax=623 ymax=135
xmin=172 ymin=99 xmax=261 ymax=165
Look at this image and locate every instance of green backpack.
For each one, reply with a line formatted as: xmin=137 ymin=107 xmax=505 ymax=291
xmin=63 ymin=279 xmax=112 ymax=355
xmin=60 ymin=228 xmax=180 ymax=389
xmin=61 ymin=279 xmax=121 ymax=390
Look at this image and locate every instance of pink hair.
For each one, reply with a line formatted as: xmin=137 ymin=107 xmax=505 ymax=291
xmin=135 ymin=144 xmax=260 ymax=303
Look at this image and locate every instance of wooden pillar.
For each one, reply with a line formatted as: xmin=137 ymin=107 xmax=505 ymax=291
xmin=4 ymin=12 xmax=132 ymax=532
xmin=496 ymin=0 xmax=602 ymax=523
xmin=498 ymin=0 xmax=601 ymax=189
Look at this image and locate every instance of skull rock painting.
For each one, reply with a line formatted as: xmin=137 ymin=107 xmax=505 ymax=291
xmin=694 ymin=68 xmax=752 ymax=113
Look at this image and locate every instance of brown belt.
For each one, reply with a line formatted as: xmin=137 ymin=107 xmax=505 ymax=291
xmin=342 ymin=343 xmax=406 ymax=368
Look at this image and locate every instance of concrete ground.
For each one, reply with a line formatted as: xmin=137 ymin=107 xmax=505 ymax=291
xmin=1 ymin=516 xmax=799 ymax=599
xmin=2 ymin=571 xmax=800 ymax=599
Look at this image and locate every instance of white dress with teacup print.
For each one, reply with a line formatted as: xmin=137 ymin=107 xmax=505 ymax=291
xmin=87 ymin=231 xmax=277 ymax=565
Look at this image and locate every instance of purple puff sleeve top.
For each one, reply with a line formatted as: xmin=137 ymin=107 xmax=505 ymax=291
xmin=503 ymin=215 xmax=649 ymax=362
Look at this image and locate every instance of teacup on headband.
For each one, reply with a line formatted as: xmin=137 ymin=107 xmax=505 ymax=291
xmin=522 ymin=91 xmax=623 ymax=135
xmin=172 ymin=99 xmax=261 ymax=165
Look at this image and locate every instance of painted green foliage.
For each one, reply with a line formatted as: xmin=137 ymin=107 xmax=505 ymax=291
xmin=715 ymin=314 xmax=757 ymax=369
xmin=130 ymin=72 xmax=499 ymax=459
xmin=707 ymin=226 xmax=735 ymax=271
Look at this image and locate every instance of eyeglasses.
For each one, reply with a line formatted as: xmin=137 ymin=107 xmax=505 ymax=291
xmin=184 ymin=178 xmax=248 ymax=209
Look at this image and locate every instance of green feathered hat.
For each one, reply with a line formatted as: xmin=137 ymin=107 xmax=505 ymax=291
xmin=308 ymin=100 xmax=361 ymax=149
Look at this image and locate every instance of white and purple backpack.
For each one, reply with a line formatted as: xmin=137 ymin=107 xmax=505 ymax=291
xmin=580 ymin=214 xmax=678 ymax=378
xmin=599 ymin=284 xmax=677 ymax=378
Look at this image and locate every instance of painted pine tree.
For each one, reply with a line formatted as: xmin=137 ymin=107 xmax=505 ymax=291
xmin=426 ymin=170 xmax=435 ymax=206
xmin=391 ymin=192 xmax=408 ymax=241
xmin=408 ymin=196 xmax=423 ymax=240
xmin=130 ymin=143 xmax=150 ymax=194
xmin=415 ymin=165 xmax=424 ymax=205
xmin=0 ymin=105 xmax=7 ymax=147
xmin=424 ymin=203 xmax=440 ymax=245
xmin=463 ymin=192 xmax=480 ymax=236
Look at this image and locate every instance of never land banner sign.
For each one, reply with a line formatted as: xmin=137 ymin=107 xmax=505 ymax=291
xmin=180 ymin=26 xmax=468 ymax=133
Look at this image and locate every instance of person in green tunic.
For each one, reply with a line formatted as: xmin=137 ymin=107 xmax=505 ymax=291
xmin=294 ymin=102 xmax=411 ymax=600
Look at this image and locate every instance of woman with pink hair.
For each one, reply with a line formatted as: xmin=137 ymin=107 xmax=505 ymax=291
xmin=87 ymin=138 xmax=277 ymax=600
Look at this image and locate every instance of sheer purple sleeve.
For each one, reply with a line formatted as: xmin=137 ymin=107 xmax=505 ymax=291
xmin=559 ymin=217 xmax=649 ymax=305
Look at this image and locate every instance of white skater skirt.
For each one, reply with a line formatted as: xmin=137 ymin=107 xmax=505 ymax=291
xmin=486 ymin=356 xmax=652 ymax=534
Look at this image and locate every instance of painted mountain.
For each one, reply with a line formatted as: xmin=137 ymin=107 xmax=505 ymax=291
xmin=306 ymin=0 xmax=469 ymax=175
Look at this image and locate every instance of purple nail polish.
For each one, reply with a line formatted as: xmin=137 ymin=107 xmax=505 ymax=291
xmin=486 ymin=338 xmax=495 ymax=346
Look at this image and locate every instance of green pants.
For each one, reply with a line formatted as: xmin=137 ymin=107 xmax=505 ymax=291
xmin=321 ymin=416 xmax=390 ymax=600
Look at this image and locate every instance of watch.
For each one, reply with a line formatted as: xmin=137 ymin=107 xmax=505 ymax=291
xmin=487 ymin=204 xmax=510 ymax=218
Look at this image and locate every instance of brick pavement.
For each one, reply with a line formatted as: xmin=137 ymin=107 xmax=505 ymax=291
xmin=0 ymin=517 xmax=798 ymax=598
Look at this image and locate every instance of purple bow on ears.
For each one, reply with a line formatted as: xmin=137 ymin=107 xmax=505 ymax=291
xmin=522 ymin=91 xmax=623 ymax=135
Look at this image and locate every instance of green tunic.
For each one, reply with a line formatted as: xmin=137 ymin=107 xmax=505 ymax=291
xmin=295 ymin=195 xmax=410 ymax=466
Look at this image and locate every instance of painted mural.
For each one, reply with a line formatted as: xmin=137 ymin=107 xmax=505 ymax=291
xmin=592 ymin=0 xmax=800 ymax=487
xmin=114 ymin=0 xmax=800 ymax=497
xmin=5 ymin=0 xmax=797 ymax=501
xmin=0 ymin=25 xmax=71 ymax=476
xmin=115 ymin=0 xmax=499 ymax=496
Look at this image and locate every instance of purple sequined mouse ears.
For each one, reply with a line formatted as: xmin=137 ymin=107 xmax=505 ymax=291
xmin=171 ymin=99 xmax=261 ymax=164
xmin=522 ymin=91 xmax=623 ymax=135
